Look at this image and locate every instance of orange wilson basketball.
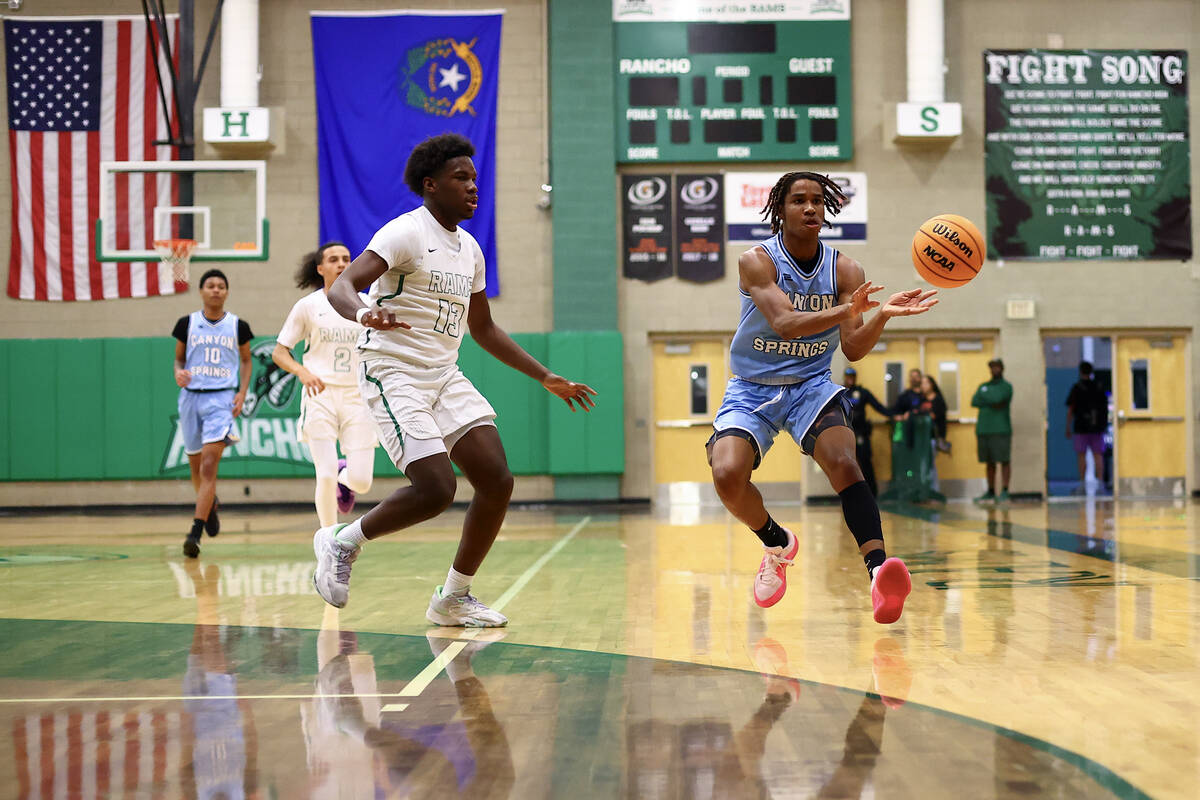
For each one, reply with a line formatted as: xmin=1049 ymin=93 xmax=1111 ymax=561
xmin=911 ymin=214 xmax=986 ymax=288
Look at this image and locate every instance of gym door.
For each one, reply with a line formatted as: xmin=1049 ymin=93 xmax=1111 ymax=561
xmin=652 ymin=338 xmax=806 ymax=490
xmin=1113 ymin=334 xmax=1189 ymax=496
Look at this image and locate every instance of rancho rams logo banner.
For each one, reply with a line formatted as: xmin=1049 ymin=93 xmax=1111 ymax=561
xmin=160 ymin=338 xmax=309 ymax=474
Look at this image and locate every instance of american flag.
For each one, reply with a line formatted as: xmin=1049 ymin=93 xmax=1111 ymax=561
xmin=4 ymin=15 xmax=179 ymax=301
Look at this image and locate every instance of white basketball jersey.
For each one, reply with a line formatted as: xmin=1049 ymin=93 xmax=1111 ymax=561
xmin=358 ymin=205 xmax=486 ymax=369
xmin=276 ymin=290 xmax=363 ymax=387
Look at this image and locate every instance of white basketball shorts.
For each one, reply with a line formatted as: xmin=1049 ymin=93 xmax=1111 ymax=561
xmin=297 ymin=383 xmax=378 ymax=451
xmin=358 ymin=359 xmax=496 ymax=471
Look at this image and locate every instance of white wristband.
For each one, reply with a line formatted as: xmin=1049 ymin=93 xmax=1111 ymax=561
xmin=355 ymin=307 xmax=370 ymax=325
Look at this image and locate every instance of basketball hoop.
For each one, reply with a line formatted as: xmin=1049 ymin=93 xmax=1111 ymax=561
xmin=154 ymin=238 xmax=197 ymax=285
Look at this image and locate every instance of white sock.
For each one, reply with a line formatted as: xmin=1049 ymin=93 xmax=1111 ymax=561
xmin=443 ymin=566 xmax=473 ymax=596
xmin=315 ymin=477 xmax=338 ymax=528
xmin=336 ymin=519 xmax=367 ymax=549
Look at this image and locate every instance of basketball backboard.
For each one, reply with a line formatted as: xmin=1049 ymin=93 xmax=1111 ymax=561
xmin=95 ymin=160 xmax=268 ymax=262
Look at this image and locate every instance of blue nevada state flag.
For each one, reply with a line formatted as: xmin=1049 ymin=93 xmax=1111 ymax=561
xmin=311 ymin=11 xmax=502 ymax=296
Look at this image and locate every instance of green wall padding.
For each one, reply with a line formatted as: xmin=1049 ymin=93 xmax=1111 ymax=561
xmin=1 ymin=332 xmax=623 ymax=482
xmin=547 ymin=331 xmax=625 ymax=474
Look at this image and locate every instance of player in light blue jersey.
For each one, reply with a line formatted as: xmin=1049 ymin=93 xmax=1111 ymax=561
xmin=706 ymin=172 xmax=937 ymax=624
xmin=172 ymin=269 xmax=253 ymax=559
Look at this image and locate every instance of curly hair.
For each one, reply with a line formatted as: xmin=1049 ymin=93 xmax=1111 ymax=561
xmin=294 ymin=241 xmax=347 ymax=290
xmin=760 ymin=171 xmax=847 ymax=235
xmin=404 ymin=133 xmax=475 ymax=197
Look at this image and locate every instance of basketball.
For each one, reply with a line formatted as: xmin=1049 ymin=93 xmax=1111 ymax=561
xmin=911 ymin=214 xmax=986 ymax=288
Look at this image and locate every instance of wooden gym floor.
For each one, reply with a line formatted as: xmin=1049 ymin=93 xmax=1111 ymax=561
xmin=0 ymin=496 xmax=1197 ymax=798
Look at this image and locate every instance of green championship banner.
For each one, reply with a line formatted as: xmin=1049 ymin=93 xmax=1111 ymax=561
xmin=984 ymin=49 xmax=1191 ymax=260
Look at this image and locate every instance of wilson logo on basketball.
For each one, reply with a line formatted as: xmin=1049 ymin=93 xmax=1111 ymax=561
xmin=931 ymin=223 xmax=975 ymax=258
xmin=921 ymin=244 xmax=956 ymax=272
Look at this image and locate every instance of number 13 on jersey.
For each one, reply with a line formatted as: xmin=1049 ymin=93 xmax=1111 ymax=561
xmin=434 ymin=299 xmax=465 ymax=337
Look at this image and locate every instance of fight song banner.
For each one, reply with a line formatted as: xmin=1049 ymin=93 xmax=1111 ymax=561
xmin=312 ymin=11 xmax=503 ymax=295
xmin=984 ymin=49 xmax=1191 ymax=260
xmin=725 ymin=172 xmax=867 ymax=244
xmin=675 ymin=174 xmax=724 ymax=283
xmin=622 ymin=174 xmax=674 ymax=282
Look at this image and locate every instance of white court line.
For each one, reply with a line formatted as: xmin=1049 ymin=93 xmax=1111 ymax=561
xmin=0 ymin=516 xmax=592 ymax=706
xmin=396 ymin=515 xmax=591 ymax=698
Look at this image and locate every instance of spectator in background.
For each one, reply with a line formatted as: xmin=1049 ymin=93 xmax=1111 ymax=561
xmin=971 ymin=358 xmax=1013 ymax=504
xmin=843 ymin=367 xmax=892 ymax=495
xmin=1065 ymin=360 xmax=1109 ymax=493
xmin=890 ymin=368 xmax=924 ymax=419
xmin=918 ymin=374 xmax=949 ymax=490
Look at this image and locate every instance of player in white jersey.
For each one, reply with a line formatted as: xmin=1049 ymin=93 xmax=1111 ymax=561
xmin=272 ymin=242 xmax=378 ymax=527
xmin=313 ymin=133 xmax=597 ymax=627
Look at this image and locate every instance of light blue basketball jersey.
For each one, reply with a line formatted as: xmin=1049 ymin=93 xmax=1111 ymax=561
xmin=729 ymin=235 xmax=841 ymax=385
xmin=184 ymin=310 xmax=241 ymax=391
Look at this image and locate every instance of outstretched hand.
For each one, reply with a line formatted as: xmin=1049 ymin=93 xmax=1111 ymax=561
xmin=848 ymin=280 xmax=885 ymax=316
xmin=542 ymin=374 xmax=598 ymax=412
xmin=360 ymin=308 xmax=411 ymax=331
xmin=880 ymin=288 xmax=939 ymax=318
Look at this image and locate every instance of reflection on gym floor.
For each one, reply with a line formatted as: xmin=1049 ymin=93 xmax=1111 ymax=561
xmin=1 ymin=498 xmax=1196 ymax=797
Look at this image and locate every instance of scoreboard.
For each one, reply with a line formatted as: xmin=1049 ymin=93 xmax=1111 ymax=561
xmin=614 ymin=10 xmax=852 ymax=164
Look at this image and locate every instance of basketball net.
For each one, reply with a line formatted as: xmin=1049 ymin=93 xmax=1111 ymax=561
xmin=154 ymin=238 xmax=197 ymax=285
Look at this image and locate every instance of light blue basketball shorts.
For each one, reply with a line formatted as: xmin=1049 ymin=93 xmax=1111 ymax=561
xmin=178 ymin=388 xmax=237 ymax=455
xmin=710 ymin=374 xmax=849 ymax=467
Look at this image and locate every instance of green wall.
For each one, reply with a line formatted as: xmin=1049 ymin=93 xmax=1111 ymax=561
xmin=0 ymin=333 xmax=623 ymax=482
xmin=549 ymin=0 xmax=618 ymax=331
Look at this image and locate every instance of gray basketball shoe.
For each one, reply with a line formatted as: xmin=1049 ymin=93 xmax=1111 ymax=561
xmin=426 ymin=586 xmax=508 ymax=627
xmin=312 ymin=524 xmax=359 ymax=609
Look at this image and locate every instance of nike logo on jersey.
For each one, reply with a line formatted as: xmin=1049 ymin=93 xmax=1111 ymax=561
xmin=427 ymin=248 xmax=437 ymax=253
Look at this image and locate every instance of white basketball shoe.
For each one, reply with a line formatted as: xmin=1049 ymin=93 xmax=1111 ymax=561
xmin=426 ymin=586 xmax=508 ymax=628
xmin=312 ymin=524 xmax=360 ymax=609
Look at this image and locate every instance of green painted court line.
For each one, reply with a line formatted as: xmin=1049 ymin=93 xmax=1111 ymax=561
xmin=395 ymin=516 xmax=592 ymax=699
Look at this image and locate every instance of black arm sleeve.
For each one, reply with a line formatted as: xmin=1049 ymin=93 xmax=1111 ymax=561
xmin=862 ymin=387 xmax=890 ymax=416
xmin=237 ymin=319 xmax=254 ymax=344
xmin=172 ymin=316 xmax=189 ymax=343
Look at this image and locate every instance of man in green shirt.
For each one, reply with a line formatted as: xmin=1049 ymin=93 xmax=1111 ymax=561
xmin=971 ymin=358 xmax=1013 ymax=503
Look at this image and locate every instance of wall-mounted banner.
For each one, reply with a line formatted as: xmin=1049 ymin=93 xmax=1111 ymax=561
xmin=622 ymin=174 xmax=674 ymax=281
xmin=675 ymin=174 xmax=725 ymax=282
xmin=984 ymin=49 xmax=1191 ymax=260
xmin=725 ymin=171 xmax=867 ymax=244
xmin=313 ymin=11 xmax=504 ymax=294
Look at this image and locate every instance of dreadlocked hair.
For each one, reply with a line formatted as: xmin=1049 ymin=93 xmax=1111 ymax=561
xmin=294 ymin=241 xmax=347 ymax=290
xmin=760 ymin=171 xmax=848 ymax=234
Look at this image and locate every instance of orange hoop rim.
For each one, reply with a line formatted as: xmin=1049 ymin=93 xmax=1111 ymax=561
xmin=153 ymin=238 xmax=198 ymax=261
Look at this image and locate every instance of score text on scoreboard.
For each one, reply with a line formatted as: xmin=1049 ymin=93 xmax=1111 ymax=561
xmin=614 ymin=4 xmax=852 ymax=164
